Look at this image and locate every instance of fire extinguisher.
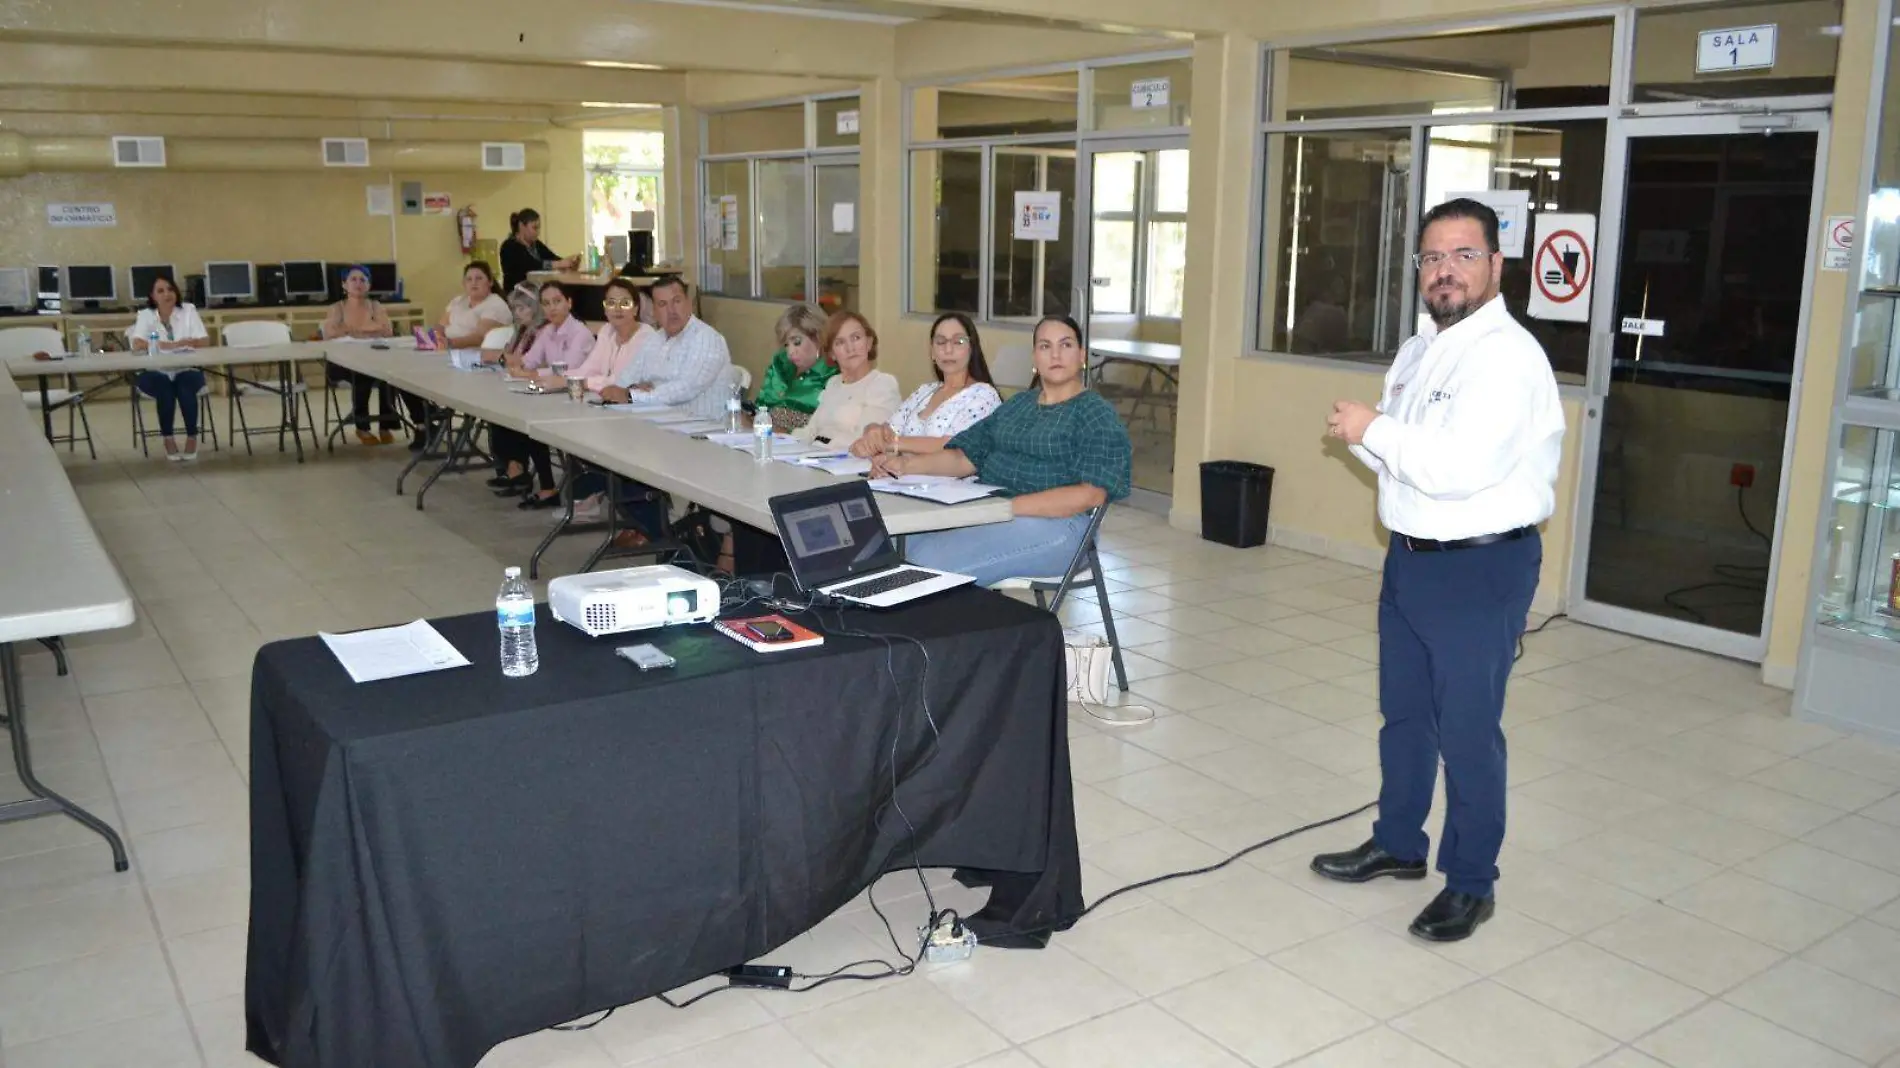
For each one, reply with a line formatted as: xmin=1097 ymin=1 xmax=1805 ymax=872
xmin=457 ymin=205 xmax=478 ymax=254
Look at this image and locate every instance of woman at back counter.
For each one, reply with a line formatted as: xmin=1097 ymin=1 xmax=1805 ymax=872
xmin=500 ymin=208 xmax=578 ymax=292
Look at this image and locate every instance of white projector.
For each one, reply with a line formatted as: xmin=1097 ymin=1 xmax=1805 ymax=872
xmin=547 ymin=564 xmax=721 ymax=636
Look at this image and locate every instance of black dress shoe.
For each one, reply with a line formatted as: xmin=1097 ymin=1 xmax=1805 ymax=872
xmin=1408 ymin=889 xmax=1494 ymax=942
xmin=485 ymin=474 xmax=520 ymax=488
xmin=1310 ymin=839 xmax=1427 ymax=884
xmin=517 ymin=493 xmax=562 ymax=511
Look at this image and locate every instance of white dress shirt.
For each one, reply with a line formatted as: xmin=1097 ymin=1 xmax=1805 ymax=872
xmin=126 ymin=303 xmax=209 ymax=380
xmin=612 ymin=316 xmax=733 ymax=420
xmin=1350 ymin=295 xmax=1565 ymax=541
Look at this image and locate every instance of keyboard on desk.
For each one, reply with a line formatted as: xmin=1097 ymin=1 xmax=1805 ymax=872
xmin=830 ymin=568 xmax=937 ymax=600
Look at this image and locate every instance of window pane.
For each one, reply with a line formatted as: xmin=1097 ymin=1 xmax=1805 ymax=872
xmin=913 ymin=72 xmax=1079 ymax=140
xmin=1633 ymin=0 xmax=1840 ymax=103
xmin=756 ymin=159 xmax=808 ymax=301
xmin=1422 ymin=119 xmax=1605 ymax=382
xmin=992 ymin=148 xmax=1076 ymax=319
xmin=816 ymin=164 xmax=860 ymax=314
xmin=584 ymin=131 xmax=666 ymax=259
xmin=702 ymin=160 xmax=751 ymax=297
xmin=815 ymin=97 xmax=862 ymax=149
xmin=1091 ymin=57 xmax=1193 ymax=131
xmin=1095 ymin=154 xmax=1139 ymax=213
xmin=1145 ymin=220 xmax=1187 ymax=319
xmin=706 ymin=103 xmax=805 ymax=154
xmin=1091 ymin=220 xmax=1136 ymax=314
xmin=1155 ymin=149 xmax=1190 ymax=214
xmin=909 ymin=148 xmax=983 ymax=314
xmin=1270 ymin=20 xmax=1611 ymax=121
xmin=1257 ymin=129 xmax=1413 ymax=357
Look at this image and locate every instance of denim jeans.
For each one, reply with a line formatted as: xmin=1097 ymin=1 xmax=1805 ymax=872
xmin=903 ymin=512 xmax=1092 ymax=588
xmin=135 ymin=369 xmax=206 ymax=438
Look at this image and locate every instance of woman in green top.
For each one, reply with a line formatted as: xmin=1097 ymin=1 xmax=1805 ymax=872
xmin=753 ymin=303 xmax=835 ymax=430
xmin=877 ymin=315 xmax=1132 ymax=587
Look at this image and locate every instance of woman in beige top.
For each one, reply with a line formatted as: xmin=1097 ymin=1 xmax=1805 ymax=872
xmin=320 ymin=264 xmax=399 ymax=445
xmin=793 ymin=312 xmax=902 ymax=447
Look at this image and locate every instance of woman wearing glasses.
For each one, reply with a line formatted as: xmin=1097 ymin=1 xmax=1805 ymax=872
xmin=849 ymin=312 xmax=999 ymax=459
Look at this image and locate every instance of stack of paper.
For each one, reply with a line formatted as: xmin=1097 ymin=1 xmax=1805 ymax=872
xmin=867 ymin=475 xmax=1002 ymax=505
xmin=320 ymin=620 xmax=472 ymax=683
xmin=778 ymin=450 xmax=874 ymax=475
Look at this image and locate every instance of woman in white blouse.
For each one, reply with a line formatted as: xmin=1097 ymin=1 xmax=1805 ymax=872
xmin=850 ymin=312 xmax=1000 ymax=459
xmin=794 ymin=312 xmax=902 ymax=447
xmin=127 ymin=275 xmax=211 ymax=461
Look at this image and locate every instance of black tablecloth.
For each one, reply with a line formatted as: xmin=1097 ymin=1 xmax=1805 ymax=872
xmin=244 ymin=590 xmax=1081 ymax=1068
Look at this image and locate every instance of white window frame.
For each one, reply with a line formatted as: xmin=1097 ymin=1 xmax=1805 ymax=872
xmin=902 ymin=51 xmax=1192 ymax=325
xmin=1091 ymin=153 xmax=1189 ymax=322
xmin=698 ymin=93 xmax=861 ymax=305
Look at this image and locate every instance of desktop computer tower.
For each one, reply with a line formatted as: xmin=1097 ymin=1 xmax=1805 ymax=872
xmin=185 ymin=274 xmax=207 ymax=308
xmin=628 ymin=230 xmax=654 ymax=274
xmin=257 ymin=264 xmax=286 ymax=307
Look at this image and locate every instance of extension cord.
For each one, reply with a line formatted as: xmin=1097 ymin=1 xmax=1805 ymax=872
xmin=921 ymin=918 xmax=975 ymax=964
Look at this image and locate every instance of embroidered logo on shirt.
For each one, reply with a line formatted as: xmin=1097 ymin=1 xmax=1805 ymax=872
xmin=1427 ymin=390 xmax=1453 ymax=403
xmin=1391 ymin=383 xmax=1407 ymax=396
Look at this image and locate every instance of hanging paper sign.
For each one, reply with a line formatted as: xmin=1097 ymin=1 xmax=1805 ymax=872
xmin=1697 ymin=24 xmax=1777 ymax=73
xmin=1012 ymin=191 xmax=1061 ymax=242
xmin=1527 ymin=213 xmax=1596 ymax=323
xmin=1130 ymin=78 xmax=1171 ymax=109
xmin=1822 ymin=215 xmax=1855 ymax=271
xmin=1446 ymin=189 xmax=1529 ymax=258
xmin=835 ymin=109 xmax=860 ymax=135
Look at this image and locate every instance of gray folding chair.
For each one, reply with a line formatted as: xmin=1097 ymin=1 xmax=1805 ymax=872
xmin=990 ymin=502 xmax=1129 ymax=693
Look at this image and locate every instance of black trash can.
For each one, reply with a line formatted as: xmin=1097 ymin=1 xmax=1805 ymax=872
xmin=1200 ymin=461 xmax=1274 ymax=549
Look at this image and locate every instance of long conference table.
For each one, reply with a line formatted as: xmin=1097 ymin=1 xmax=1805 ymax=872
xmin=318 ymin=341 xmax=1015 ymax=544
xmin=5 ymin=344 xmax=322 ymax=462
xmin=0 ymin=372 xmax=136 ymax=869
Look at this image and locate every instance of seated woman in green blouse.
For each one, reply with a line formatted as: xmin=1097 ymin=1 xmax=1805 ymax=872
xmin=875 ymin=315 xmax=1131 ymax=587
xmin=752 ymin=303 xmax=835 ymax=430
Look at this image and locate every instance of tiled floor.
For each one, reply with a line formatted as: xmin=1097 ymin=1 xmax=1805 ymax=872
xmin=4 ymin=397 xmax=1900 ymax=1067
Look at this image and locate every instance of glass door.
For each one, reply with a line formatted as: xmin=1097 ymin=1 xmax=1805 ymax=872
xmin=1075 ymin=137 xmax=1189 ymax=498
xmin=811 ymin=159 xmax=860 ymax=313
xmin=1569 ymin=112 xmax=1828 ymax=659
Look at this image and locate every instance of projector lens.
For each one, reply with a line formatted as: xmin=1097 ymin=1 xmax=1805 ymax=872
xmin=667 ymin=592 xmax=694 ymax=616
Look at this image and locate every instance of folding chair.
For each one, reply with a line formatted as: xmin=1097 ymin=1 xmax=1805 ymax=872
xmin=0 ymin=327 xmax=94 ymax=458
xmin=219 ymin=320 xmax=317 ymax=457
xmin=990 ymin=502 xmax=1129 ymax=694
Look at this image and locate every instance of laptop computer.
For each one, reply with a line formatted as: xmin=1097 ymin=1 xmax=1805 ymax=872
xmin=768 ymin=482 xmax=974 ymax=608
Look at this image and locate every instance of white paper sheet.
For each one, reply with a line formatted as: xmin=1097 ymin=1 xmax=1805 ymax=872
xmin=778 ymin=450 xmax=874 ymax=475
xmin=867 ymin=476 xmax=1003 ymax=505
xmin=660 ymin=420 xmax=727 ymax=434
xmin=320 ymin=619 xmax=471 ymax=683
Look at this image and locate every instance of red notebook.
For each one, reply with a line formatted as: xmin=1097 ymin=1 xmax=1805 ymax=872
xmin=714 ymin=614 xmax=824 ymax=653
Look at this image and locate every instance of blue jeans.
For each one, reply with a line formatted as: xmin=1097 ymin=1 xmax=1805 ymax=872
xmin=135 ymin=369 xmax=206 ymax=438
xmin=1372 ymin=531 xmax=1540 ymax=899
xmin=904 ymin=512 xmax=1092 ymax=587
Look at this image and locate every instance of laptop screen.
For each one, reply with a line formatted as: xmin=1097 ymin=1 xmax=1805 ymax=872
xmin=769 ymin=482 xmax=901 ymax=589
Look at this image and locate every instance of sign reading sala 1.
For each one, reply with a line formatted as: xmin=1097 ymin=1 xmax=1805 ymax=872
xmin=1696 ymin=24 xmax=1777 ymax=73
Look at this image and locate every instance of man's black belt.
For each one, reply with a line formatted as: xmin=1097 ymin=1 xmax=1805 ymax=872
xmin=1397 ymin=526 xmax=1535 ymax=552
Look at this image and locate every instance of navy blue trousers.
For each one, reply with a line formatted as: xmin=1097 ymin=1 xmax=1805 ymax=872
xmin=1372 ymin=531 xmax=1540 ymax=899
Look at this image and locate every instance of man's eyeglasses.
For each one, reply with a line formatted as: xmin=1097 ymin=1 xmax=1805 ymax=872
xmin=932 ymin=336 xmax=971 ymax=349
xmin=1413 ymin=248 xmax=1491 ymax=269
xmin=602 ymin=298 xmax=637 ymax=309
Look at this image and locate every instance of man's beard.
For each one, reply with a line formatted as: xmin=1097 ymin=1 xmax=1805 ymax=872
xmin=1425 ymin=283 xmax=1479 ymax=328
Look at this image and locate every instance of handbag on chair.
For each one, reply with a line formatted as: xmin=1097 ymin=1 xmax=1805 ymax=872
xmin=1063 ymin=628 xmax=1113 ymax=705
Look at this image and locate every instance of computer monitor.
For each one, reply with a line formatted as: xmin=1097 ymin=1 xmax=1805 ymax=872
xmin=128 ymin=264 xmax=176 ymax=303
xmin=363 ymin=262 xmax=399 ymax=299
xmin=64 ymin=265 xmax=117 ymax=308
xmin=204 ymin=261 xmax=256 ymax=305
xmin=0 ymin=268 xmax=32 ymax=313
xmin=282 ymin=261 xmax=329 ymax=302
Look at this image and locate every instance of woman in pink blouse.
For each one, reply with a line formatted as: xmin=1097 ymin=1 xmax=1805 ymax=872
xmin=554 ymin=277 xmax=652 ymax=395
xmin=489 ymin=281 xmax=602 ymax=509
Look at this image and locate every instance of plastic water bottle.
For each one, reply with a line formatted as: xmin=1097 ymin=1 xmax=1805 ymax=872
xmin=496 ymin=566 xmax=539 ymax=677
xmin=75 ymin=325 xmax=92 ymax=355
xmin=148 ymin=329 xmax=161 ymax=355
xmin=753 ymin=406 xmax=774 ymax=462
xmin=726 ymin=382 xmax=744 ymax=434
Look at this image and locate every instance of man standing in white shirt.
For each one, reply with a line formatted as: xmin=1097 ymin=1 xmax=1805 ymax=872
xmin=599 ymin=275 xmax=732 ymax=420
xmin=1311 ymin=198 xmax=1566 ymax=942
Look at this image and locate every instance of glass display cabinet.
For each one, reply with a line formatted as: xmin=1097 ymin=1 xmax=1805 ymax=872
xmin=1798 ymin=6 xmax=1900 ymax=741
